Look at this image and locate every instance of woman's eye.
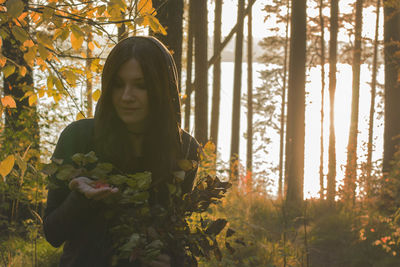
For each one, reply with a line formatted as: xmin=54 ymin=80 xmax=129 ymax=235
xmin=136 ymin=83 xmax=146 ymax=90
xmin=114 ymin=80 xmax=124 ymax=88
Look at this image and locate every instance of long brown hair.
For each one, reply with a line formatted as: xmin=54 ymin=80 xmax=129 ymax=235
xmin=94 ymin=36 xmax=182 ymax=184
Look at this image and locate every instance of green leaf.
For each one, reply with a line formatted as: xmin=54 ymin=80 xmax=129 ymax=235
xmin=6 ymin=0 xmax=24 ymax=18
xmin=14 ymin=154 xmax=27 ymax=177
xmin=119 ymin=233 xmax=140 ymax=252
xmin=71 ymin=153 xmax=85 ymax=166
xmin=167 ymin=183 xmax=176 ymax=195
xmin=56 ymin=164 xmax=76 ymax=181
xmin=84 ymin=151 xmax=98 ymax=164
xmin=109 ymin=174 xmax=127 ymax=186
xmin=41 ymin=162 xmax=58 ymax=176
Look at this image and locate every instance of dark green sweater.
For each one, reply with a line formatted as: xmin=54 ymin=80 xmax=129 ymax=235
xmin=43 ymin=119 xmax=199 ymax=267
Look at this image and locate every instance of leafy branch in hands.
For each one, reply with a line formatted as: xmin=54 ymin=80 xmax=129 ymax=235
xmin=43 ymin=150 xmax=233 ymax=265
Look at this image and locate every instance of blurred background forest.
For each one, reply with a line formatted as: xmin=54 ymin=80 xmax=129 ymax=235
xmin=0 ymin=0 xmax=400 ymax=266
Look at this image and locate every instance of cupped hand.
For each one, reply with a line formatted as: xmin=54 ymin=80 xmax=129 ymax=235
xmin=69 ymin=176 xmax=118 ymax=200
xmin=143 ymin=254 xmax=171 ymax=267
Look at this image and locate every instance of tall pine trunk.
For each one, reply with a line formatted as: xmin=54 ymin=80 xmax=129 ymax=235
xmin=383 ymin=0 xmax=400 ymax=174
xmin=327 ymin=0 xmax=338 ymax=204
xmin=279 ymin=0 xmax=290 ymax=199
xmin=344 ymin=0 xmax=363 ymax=206
xmin=184 ymin=0 xmax=194 ymax=132
xmin=230 ymin=0 xmax=245 ymax=180
xmin=153 ymin=0 xmax=184 ymax=86
xmin=319 ymin=0 xmax=326 ymax=200
xmin=246 ymin=1 xmax=253 ymax=187
xmin=193 ymin=0 xmax=208 ymax=144
xmin=285 ymin=0 xmax=307 ymax=204
xmin=366 ymin=0 xmax=381 ymax=193
xmin=210 ymin=0 xmax=223 ymax=146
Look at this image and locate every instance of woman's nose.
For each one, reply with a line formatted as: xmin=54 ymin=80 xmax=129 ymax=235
xmin=121 ymin=86 xmax=137 ymax=101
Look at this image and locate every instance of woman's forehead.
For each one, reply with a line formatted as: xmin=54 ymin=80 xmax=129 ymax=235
xmin=116 ymin=58 xmax=144 ymax=79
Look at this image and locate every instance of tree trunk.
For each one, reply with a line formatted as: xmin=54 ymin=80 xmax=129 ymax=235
xmin=344 ymin=0 xmax=363 ymax=206
xmin=193 ymin=0 xmax=208 ymax=144
xmin=279 ymin=0 xmax=290 ymax=199
xmin=230 ymin=0 xmax=245 ymax=180
xmin=210 ymin=0 xmax=222 ymax=147
xmin=184 ymin=0 xmax=194 ymax=132
xmin=327 ymin=0 xmax=338 ymax=204
xmin=319 ymin=0 xmax=326 ymax=200
xmin=366 ymin=0 xmax=381 ymax=194
xmin=86 ymin=31 xmax=93 ymax=117
xmin=383 ymin=0 xmax=400 ymax=174
xmin=246 ymin=0 xmax=253 ymax=188
xmin=3 ymin=0 xmax=39 ymax=154
xmin=153 ymin=0 xmax=184 ymax=88
xmin=186 ymin=0 xmax=257 ymax=99
xmin=285 ymin=0 xmax=307 ymax=204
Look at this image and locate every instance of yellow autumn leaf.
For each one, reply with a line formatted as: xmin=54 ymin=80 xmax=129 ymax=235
xmin=0 ymin=56 xmax=6 ymax=67
xmin=1 ymin=95 xmax=17 ymax=108
xmin=0 ymin=37 xmax=2 ymax=48
xmin=53 ymin=94 xmax=61 ymax=103
xmin=23 ymin=46 xmax=37 ymax=67
xmin=137 ymin=0 xmax=155 ymax=15
xmin=204 ymin=141 xmax=216 ymax=153
xmin=38 ymin=89 xmax=45 ymax=98
xmin=23 ymin=39 xmax=34 ymax=48
xmin=3 ymin=64 xmax=15 ymax=78
xmin=76 ymin=112 xmax=85 ymax=121
xmin=6 ymin=0 xmax=24 ymax=18
xmin=29 ymin=94 xmax=37 ymax=106
xmin=12 ymin=25 xmax=28 ymax=43
xmin=146 ymin=14 xmax=167 ymax=35
xmin=88 ymin=41 xmax=95 ymax=51
xmin=20 ymin=66 xmax=27 ymax=77
xmin=92 ymin=89 xmax=101 ymax=101
xmin=0 ymin=155 xmax=15 ymax=180
xmin=70 ymin=32 xmax=84 ymax=51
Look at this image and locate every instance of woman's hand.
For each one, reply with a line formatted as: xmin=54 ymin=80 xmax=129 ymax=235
xmin=143 ymin=254 xmax=171 ymax=267
xmin=69 ymin=177 xmax=118 ymax=200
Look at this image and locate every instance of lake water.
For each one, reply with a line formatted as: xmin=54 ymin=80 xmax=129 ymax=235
xmin=184 ymin=62 xmax=385 ymax=198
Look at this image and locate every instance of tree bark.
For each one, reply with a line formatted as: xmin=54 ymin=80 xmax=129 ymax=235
xmin=210 ymin=0 xmax=223 ymax=147
xmin=184 ymin=0 xmax=194 ymax=132
xmin=383 ymin=0 xmax=400 ymax=174
xmin=230 ymin=0 xmax=246 ymax=180
xmin=279 ymin=0 xmax=290 ymax=199
xmin=327 ymin=0 xmax=338 ymax=204
xmin=86 ymin=31 xmax=93 ymax=117
xmin=319 ymin=0 xmax=326 ymax=200
xmin=193 ymin=0 xmax=208 ymax=144
xmin=246 ymin=0 xmax=253 ymax=188
xmin=186 ymin=0 xmax=257 ymax=97
xmin=366 ymin=0 xmax=381 ymax=194
xmin=285 ymin=0 xmax=307 ymax=204
xmin=3 ymin=0 xmax=39 ymax=154
xmin=153 ymin=0 xmax=184 ymax=87
xmin=344 ymin=0 xmax=363 ymax=206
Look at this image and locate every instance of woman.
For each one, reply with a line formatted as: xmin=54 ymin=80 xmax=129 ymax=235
xmin=43 ymin=36 xmax=200 ymax=267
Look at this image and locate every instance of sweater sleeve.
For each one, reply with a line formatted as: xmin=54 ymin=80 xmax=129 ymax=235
xmin=43 ymin=120 xmax=101 ymax=248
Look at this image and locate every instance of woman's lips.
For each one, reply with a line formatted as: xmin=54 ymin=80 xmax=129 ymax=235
xmin=121 ymin=107 xmax=141 ymax=111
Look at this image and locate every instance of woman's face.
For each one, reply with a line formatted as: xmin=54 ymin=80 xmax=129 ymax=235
xmin=112 ymin=58 xmax=149 ymax=132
